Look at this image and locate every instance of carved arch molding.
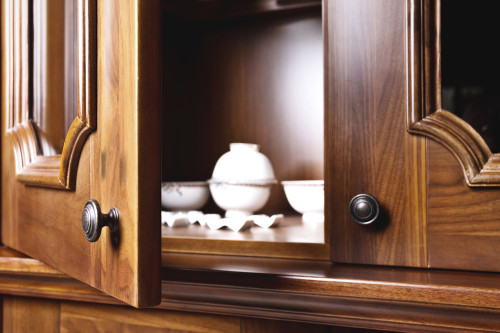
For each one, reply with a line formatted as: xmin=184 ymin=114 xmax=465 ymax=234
xmin=407 ymin=0 xmax=500 ymax=186
xmin=4 ymin=0 xmax=96 ymax=189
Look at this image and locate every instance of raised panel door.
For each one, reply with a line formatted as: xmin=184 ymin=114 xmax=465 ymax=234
xmin=1 ymin=0 xmax=161 ymax=307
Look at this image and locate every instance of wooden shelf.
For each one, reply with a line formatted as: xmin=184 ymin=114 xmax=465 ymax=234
xmin=162 ymin=216 xmax=323 ymax=243
xmin=162 ymin=216 xmax=329 ymax=260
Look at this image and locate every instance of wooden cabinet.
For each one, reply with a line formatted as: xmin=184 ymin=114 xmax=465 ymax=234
xmin=329 ymin=0 xmax=500 ymax=273
xmin=3 ymin=296 xmax=372 ymax=333
xmin=1 ymin=0 xmax=160 ymax=307
xmin=2 ymin=0 xmax=500 ymax=331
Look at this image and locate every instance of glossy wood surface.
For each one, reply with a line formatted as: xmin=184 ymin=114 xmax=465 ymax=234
xmin=427 ymin=140 xmax=500 ymax=271
xmin=32 ymin=0 xmax=76 ymax=155
xmin=89 ymin=0 xmax=161 ymax=307
xmin=2 ymin=297 xmax=60 ymax=333
xmin=327 ymin=0 xmax=427 ymax=267
xmin=60 ymin=302 xmax=240 ymax=333
xmin=1 ymin=129 xmax=91 ymax=284
xmin=1 ymin=250 xmax=500 ymax=332
xmin=2 ymin=0 xmax=161 ymax=307
xmin=1 ymin=295 xmax=365 ymax=333
xmin=407 ymin=0 xmax=500 ymax=186
xmin=163 ymin=216 xmax=328 ymax=260
xmin=163 ymin=217 xmax=323 ymax=243
xmin=3 ymin=0 xmax=96 ymax=190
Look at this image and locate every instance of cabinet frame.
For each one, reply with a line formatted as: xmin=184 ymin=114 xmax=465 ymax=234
xmin=4 ymin=0 xmax=96 ymax=190
xmin=407 ymin=0 xmax=500 ymax=186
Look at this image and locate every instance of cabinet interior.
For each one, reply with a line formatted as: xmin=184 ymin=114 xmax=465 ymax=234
xmin=160 ymin=1 xmax=328 ymax=259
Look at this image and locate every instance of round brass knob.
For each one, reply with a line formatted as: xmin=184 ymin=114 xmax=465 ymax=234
xmin=82 ymin=200 xmax=119 ymax=242
xmin=349 ymin=194 xmax=379 ymax=225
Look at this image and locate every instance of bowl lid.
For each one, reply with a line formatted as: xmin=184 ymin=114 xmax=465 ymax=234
xmin=211 ymin=143 xmax=276 ymax=183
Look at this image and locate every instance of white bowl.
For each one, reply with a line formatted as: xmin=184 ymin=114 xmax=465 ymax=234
xmin=208 ymin=182 xmax=273 ymax=218
xmin=282 ymin=180 xmax=324 ymax=220
xmin=161 ymin=182 xmax=210 ymax=211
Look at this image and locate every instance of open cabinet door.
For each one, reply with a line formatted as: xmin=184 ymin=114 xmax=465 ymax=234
xmin=1 ymin=0 xmax=161 ymax=307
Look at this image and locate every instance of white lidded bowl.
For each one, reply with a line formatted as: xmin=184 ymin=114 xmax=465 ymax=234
xmin=161 ymin=181 xmax=210 ymax=211
xmin=209 ymin=143 xmax=277 ymax=217
xmin=282 ymin=180 xmax=324 ymax=221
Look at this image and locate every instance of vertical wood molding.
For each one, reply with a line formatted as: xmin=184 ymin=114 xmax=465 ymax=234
xmin=407 ymin=0 xmax=500 ymax=186
xmin=4 ymin=0 xmax=96 ymax=190
xmin=327 ymin=0 xmax=427 ymax=267
xmin=89 ymin=0 xmax=161 ymax=308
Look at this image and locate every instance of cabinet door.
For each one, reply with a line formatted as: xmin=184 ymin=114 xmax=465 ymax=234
xmin=327 ymin=0 xmax=500 ymax=272
xmin=1 ymin=0 xmax=161 ymax=307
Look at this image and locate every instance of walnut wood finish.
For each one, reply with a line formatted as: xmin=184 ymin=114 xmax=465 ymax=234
xmin=427 ymin=140 xmax=500 ymax=271
xmin=407 ymin=0 xmax=500 ymax=186
xmin=2 ymin=251 xmax=500 ymax=332
xmin=1 ymin=127 xmax=92 ymax=284
xmin=32 ymin=0 xmax=75 ymax=155
xmin=406 ymin=0 xmax=500 ymax=272
xmin=2 ymin=295 xmax=362 ymax=333
xmin=163 ymin=217 xmax=328 ymax=260
xmin=89 ymin=0 xmax=161 ymax=307
xmin=2 ymin=0 xmax=161 ymax=307
xmin=327 ymin=0 xmax=427 ymax=267
xmin=3 ymin=0 xmax=96 ymax=190
xmin=2 ymin=297 xmax=60 ymax=333
xmin=60 ymin=302 xmax=240 ymax=333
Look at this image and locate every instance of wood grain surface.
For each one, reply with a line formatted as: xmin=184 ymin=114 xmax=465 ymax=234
xmin=2 ymin=0 xmax=161 ymax=307
xmin=428 ymin=140 xmax=500 ymax=271
xmin=60 ymin=302 xmax=240 ymax=333
xmin=1 ymin=130 xmax=91 ymax=284
xmin=162 ymin=216 xmax=328 ymax=260
xmin=32 ymin=0 xmax=68 ymax=155
xmin=1 ymin=295 xmax=371 ymax=333
xmin=1 ymin=249 xmax=500 ymax=331
xmin=407 ymin=0 xmax=500 ymax=186
xmin=2 ymin=297 xmax=60 ymax=333
xmin=327 ymin=0 xmax=427 ymax=267
xmin=3 ymin=0 xmax=96 ymax=190
xmin=90 ymin=0 xmax=161 ymax=307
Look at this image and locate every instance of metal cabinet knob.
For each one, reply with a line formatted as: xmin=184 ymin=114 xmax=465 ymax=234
xmin=82 ymin=199 xmax=119 ymax=242
xmin=349 ymin=194 xmax=379 ymax=225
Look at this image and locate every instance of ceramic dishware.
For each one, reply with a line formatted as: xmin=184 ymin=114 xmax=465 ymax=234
xmin=161 ymin=181 xmax=210 ymax=211
xmin=208 ymin=143 xmax=277 ymax=217
xmin=282 ymin=180 xmax=324 ymax=222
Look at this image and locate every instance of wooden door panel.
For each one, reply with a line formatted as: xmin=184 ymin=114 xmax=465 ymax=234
xmin=1 ymin=142 xmax=91 ymax=283
xmin=327 ymin=0 xmax=428 ymax=267
xmin=1 ymin=0 xmax=161 ymax=307
xmin=329 ymin=0 xmax=500 ymax=272
xmin=89 ymin=0 xmax=161 ymax=307
xmin=428 ymin=140 xmax=500 ymax=271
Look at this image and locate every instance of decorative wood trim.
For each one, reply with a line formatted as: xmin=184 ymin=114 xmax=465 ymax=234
xmin=5 ymin=0 xmax=96 ymax=190
xmin=162 ymin=238 xmax=330 ymax=260
xmin=2 ymin=250 xmax=500 ymax=331
xmin=407 ymin=0 xmax=500 ymax=186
